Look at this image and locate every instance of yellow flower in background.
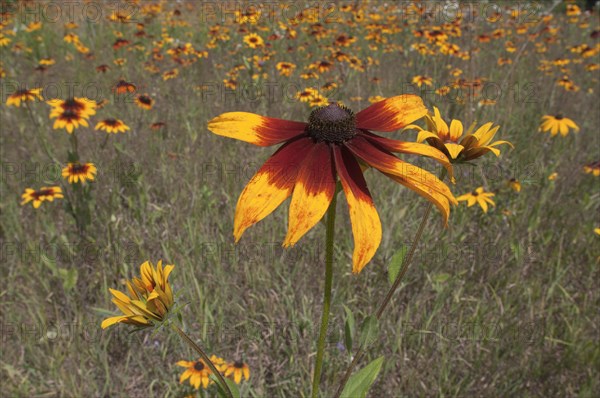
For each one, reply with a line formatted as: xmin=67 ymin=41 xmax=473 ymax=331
xmin=176 ymin=359 xmax=213 ymax=389
xmin=95 ymin=118 xmax=130 ymax=133
xmin=594 ymin=228 xmax=600 ymax=236
xmin=62 ymin=162 xmax=97 ymax=184
xmin=224 ymin=360 xmax=250 ymax=384
xmin=135 ymin=94 xmax=154 ymax=110
xmin=457 ymin=187 xmax=496 ymax=213
xmin=6 ymin=88 xmax=43 ymax=107
xmin=583 ymin=161 xmax=600 ymax=176
xmin=21 ymin=186 xmax=64 ymax=208
xmin=412 ymin=75 xmax=433 ymax=87
xmin=508 ymin=178 xmax=521 ymax=192
xmin=409 ymin=106 xmax=512 ymax=162
xmin=539 ymin=114 xmax=579 ymax=136
xmin=548 ymin=172 xmax=558 ymax=181
xmin=243 ymin=33 xmax=263 ymax=48
xmin=101 ymin=260 xmax=174 ymax=329
xmin=276 ymin=61 xmax=296 ymax=76
xmin=47 ymin=97 xmax=96 ymax=118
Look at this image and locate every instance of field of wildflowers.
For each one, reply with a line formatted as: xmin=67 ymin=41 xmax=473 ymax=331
xmin=1 ymin=1 xmax=599 ymax=396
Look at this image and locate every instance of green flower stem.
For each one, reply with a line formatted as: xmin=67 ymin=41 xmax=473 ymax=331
xmin=334 ymin=168 xmax=447 ymax=397
xmin=171 ymin=324 xmax=233 ymax=398
xmin=311 ymin=192 xmax=338 ymax=398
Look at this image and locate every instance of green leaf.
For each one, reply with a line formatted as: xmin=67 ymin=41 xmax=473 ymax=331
xmin=58 ymin=268 xmax=78 ymax=291
xmin=388 ymin=245 xmax=408 ymax=284
xmin=343 ymin=305 xmax=355 ymax=352
xmin=432 ymin=273 xmax=451 ymax=283
xmin=215 ymin=376 xmax=240 ymax=398
xmin=340 ymin=356 xmax=385 ymax=398
xmin=359 ymin=316 xmax=379 ymax=348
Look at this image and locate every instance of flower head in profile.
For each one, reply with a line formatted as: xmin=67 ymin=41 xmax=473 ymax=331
xmin=6 ymin=87 xmax=43 ymax=107
xmin=62 ymin=162 xmax=97 ymax=184
xmin=21 ymin=186 xmax=63 ymax=208
xmin=508 ymin=178 xmax=521 ymax=192
xmin=224 ymin=360 xmax=250 ymax=384
xmin=135 ymin=94 xmax=154 ymax=110
xmin=208 ymin=96 xmax=456 ymax=273
xmin=95 ymin=118 xmax=130 ymax=133
xmin=457 ymin=187 xmax=495 ymax=213
xmin=539 ymin=114 xmax=579 ymax=136
xmin=101 ymin=260 xmax=174 ymax=329
xmin=583 ymin=160 xmax=600 ymax=176
xmin=176 ymin=359 xmax=213 ymax=389
xmin=408 ymin=107 xmax=512 ymax=162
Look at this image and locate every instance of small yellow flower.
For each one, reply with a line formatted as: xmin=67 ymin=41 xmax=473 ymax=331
xmin=583 ymin=161 xmax=600 ymax=176
xmin=224 ymin=360 xmax=250 ymax=384
xmin=101 ymin=260 xmax=174 ymax=329
xmin=457 ymin=187 xmax=496 ymax=213
xmin=176 ymin=359 xmax=213 ymax=389
xmin=6 ymin=88 xmax=43 ymax=107
xmin=539 ymin=114 xmax=579 ymax=136
xmin=276 ymin=62 xmax=296 ymax=77
xmin=243 ymin=33 xmax=263 ymax=48
xmin=135 ymin=94 xmax=154 ymax=110
xmin=62 ymin=163 xmax=97 ymax=184
xmin=21 ymin=186 xmax=63 ymax=208
xmin=548 ymin=172 xmax=558 ymax=181
xmin=409 ymin=106 xmax=512 ymax=162
xmin=412 ymin=75 xmax=433 ymax=87
xmin=594 ymin=228 xmax=600 ymax=236
xmin=95 ymin=118 xmax=130 ymax=133
xmin=508 ymin=178 xmax=521 ymax=192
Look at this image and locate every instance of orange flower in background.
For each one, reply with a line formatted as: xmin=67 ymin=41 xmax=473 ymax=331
xmin=113 ymin=79 xmax=136 ymax=94
xmin=208 ymin=96 xmax=455 ymax=273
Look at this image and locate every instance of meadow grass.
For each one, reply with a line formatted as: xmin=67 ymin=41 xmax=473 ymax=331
xmin=1 ymin=1 xmax=599 ymax=397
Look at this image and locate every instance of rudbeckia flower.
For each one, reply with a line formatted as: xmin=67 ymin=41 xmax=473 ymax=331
xmin=95 ymin=118 xmax=130 ymax=133
xmin=583 ymin=160 xmax=600 ymax=176
xmin=224 ymin=361 xmax=250 ymax=384
xmin=457 ymin=187 xmax=496 ymax=213
xmin=539 ymin=114 xmax=580 ymax=136
xmin=135 ymin=94 xmax=154 ymax=110
xmin=47 ymin=97 xmax=96 ymax=119
xmin=113 ymin=79 xmax=136 ymax=94
xmin=50 ymin=109 xmax=89 ymax=133
xmin=101 ymin=260 xmax=174 ymax=329
xmin=20 ymin=186 xmax=63 ymax=208
xmin=409 ymin=106 xmax=512 ymax=162
xmin=208 ymin=96 xmax=456 ymax=273
xmin=62 ymin=162 xmax=97 ymax=184
xmin=176 ymin=359 xmax=213 ymax=389
xmin=6 ymin=88 xmax=43 ymax=107
xmin=508 ymin=178 xmax=521 ymax=192
xmin=243 ymin=33 xmax=263 ymax=48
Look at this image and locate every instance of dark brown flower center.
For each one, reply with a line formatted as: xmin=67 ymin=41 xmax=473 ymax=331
xmin=234 ymin=360 xmax=244 ymax=368
xmin=194 ymin=361 xmax=205 ymax=371
xmin=555 ymin=114 xmax=563 ymax=120
xmin=306 ymin=103 xmax=357 ymax=144
xmin=104 ymin=118 xmax=118 ymax=126
xmin=71 ymin=164 xmax=89 ymax=173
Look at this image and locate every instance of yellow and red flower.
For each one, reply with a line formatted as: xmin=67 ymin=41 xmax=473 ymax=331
xmin=208 ymin=96 xmax=455 ymax=273
xmin=583 ymin=160 xmax=600 ymax=176
xmin=95 ymin=118 xmax=130 ymax=133
xmin=62 ymin=162 xmax=97 ymax=184
xmin=21 ymin=186 xmax=63 ymax=208
xmin=6 ymin=88 xmax=43 ymax=107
